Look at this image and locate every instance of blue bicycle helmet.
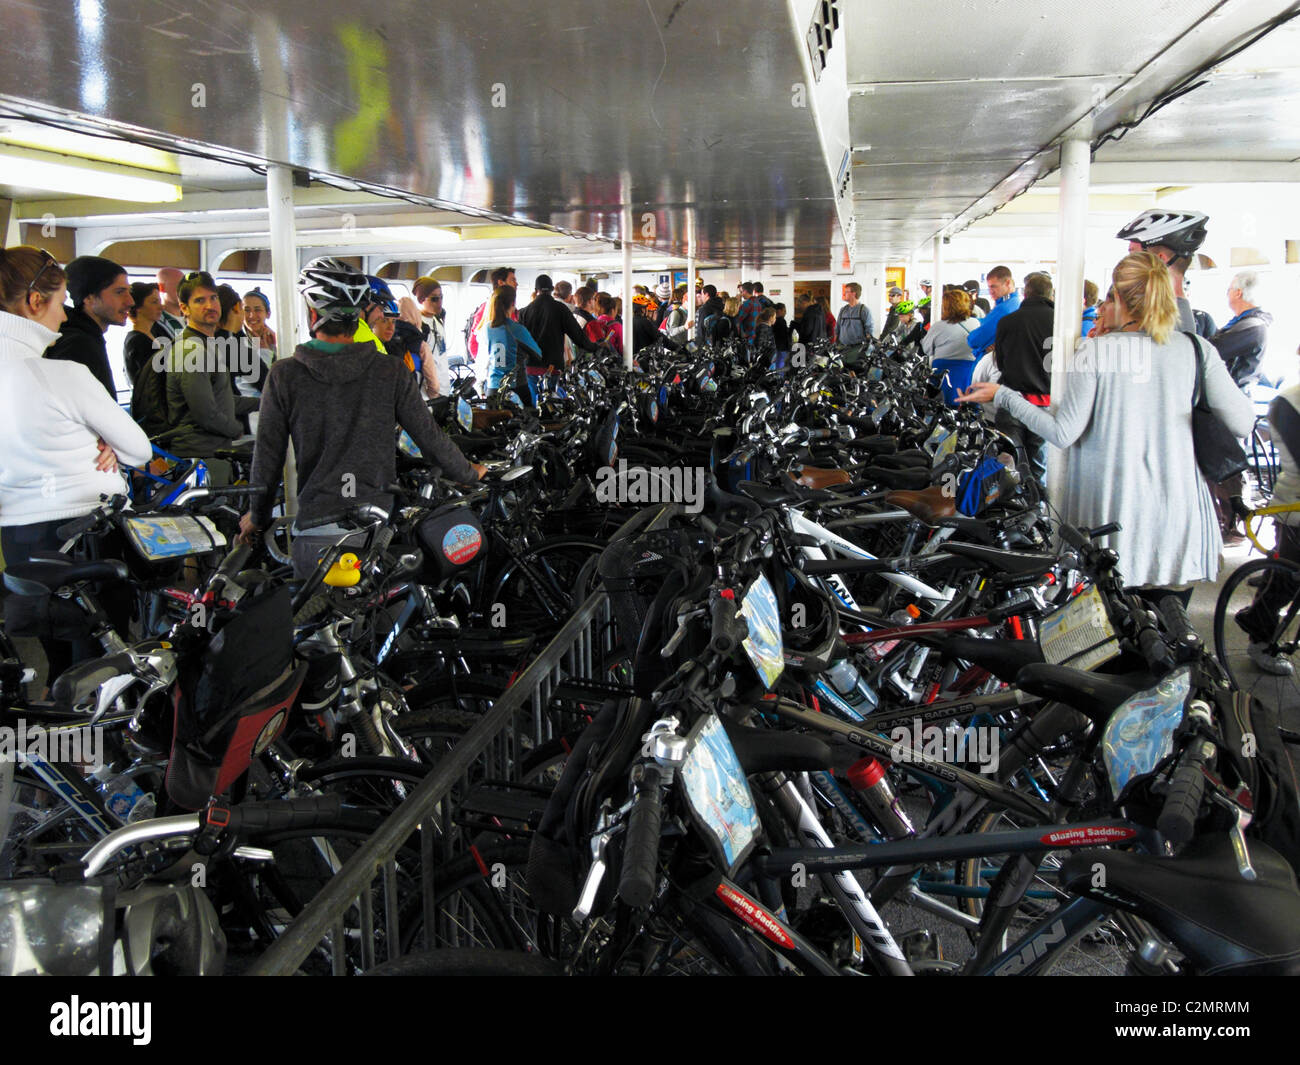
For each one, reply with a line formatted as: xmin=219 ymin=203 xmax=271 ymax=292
xmin=365 ymin=275 xmax=399 ymax=317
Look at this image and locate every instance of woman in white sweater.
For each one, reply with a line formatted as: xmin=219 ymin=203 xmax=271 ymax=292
xmin=960 ymin=252 xmax=1254 ymax=596
xmin=0 ymin=246 xmax=152 ymax=679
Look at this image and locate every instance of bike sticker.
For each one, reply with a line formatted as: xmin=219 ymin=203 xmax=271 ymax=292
xmin=1038 ymin=825 xmax=1139 ymax=847
xmin=740 ymin=572 xmax=784 ymax=688
xmin=252 ymin=710 xmax=288 ymax=755
xmin=1039 ymin=585 xmax=1119 ymax=672
xmin=441 ymin=523 xmax=484 ymax=565
xmin=714 ymin=882 xmax=795 ymax=949
xmin=681 ymin=715 xmax=760 ymax=873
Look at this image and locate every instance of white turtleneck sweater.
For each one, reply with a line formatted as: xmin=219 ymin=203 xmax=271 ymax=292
xmin=0 ymin=311 xmax=152 ymax=526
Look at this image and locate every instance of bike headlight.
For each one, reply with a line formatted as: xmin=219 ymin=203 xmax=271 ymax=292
xmin=1101 ymin=665 xmax=1192 ymax=800
xmin=0 ymin=882 xmax=109 ymax=975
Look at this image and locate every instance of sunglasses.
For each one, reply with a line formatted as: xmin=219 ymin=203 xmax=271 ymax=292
xmin=26 ymin=249 xmax=61 ymax=298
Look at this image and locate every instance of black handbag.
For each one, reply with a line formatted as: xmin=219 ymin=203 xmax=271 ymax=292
xmin=1188 ymin=331 xmax=1249 ymax=484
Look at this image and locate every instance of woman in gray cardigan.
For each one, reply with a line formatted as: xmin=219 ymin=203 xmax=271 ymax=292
xmin=960 ymin=252 xmax=1254 ymax=592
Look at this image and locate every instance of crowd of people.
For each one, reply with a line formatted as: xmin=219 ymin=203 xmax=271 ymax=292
xmin=0 ymin=202 xmax=1293 ymax=682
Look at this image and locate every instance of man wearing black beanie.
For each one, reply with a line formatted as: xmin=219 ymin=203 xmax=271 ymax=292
xmin=44 ymin=255 xmax=132 ymax=397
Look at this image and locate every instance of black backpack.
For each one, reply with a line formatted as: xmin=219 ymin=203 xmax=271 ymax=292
xmin=1217 ymin=688 xmax=1300 ymax=876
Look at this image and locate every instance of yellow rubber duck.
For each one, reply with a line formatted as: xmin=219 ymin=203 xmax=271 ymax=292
xmin=323 ymin=552 xmax=363 ymax=587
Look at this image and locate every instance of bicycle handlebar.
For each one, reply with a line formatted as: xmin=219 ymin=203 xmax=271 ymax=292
xmin=618 ymin=763 xmax=665 ymax=908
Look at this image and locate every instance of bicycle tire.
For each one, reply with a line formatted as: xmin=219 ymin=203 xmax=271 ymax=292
xmin=1213 ymin=555 xmax=1300 ymax=697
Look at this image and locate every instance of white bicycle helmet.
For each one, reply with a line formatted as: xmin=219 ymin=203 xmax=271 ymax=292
xmin=1116 ymin=209 xmax=1208 ymax=259
xmin=298 ymin=256 xmax=371 ymax=331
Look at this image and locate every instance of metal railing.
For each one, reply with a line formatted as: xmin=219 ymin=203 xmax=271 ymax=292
xmin=247 ymin=588 xmax=615 ymax=976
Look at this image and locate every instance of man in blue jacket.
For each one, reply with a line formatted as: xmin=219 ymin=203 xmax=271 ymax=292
xmin=966 ymin=266 xmax=1021 ymax=357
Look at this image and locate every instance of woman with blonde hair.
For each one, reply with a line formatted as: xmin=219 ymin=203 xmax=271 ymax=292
xmin=960 ymin=251 xmax=1254 ymax=596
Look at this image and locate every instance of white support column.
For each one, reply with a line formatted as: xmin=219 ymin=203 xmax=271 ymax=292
xmin=685 ymin=183 xmax=696 ymax=344
xmin=931 ymin=235 xmax=943 ymax=333
xmin=267 ymin=164 xmax=300 ymax=513
xmin=1049 ymin=138 xmax=1090 ymax=503
xmin=621 ymin=171 xmax=634 ymax=371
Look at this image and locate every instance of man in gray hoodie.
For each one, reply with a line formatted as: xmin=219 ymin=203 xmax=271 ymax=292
xmin=239 ymin=257 xmax=483 ymax=574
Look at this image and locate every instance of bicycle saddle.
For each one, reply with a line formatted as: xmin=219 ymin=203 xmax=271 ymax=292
xmin=3 ymin=555 xmax=129 ymax=595
xmin=721 ymin=719 xmax=834 ymax=776
xmin=1012 ymin=663 xmax=1150 ymax=725
xmin=736 ymin=481 xmax=837 ymax=507
xmin=871 ymin=450 xmax=929 ymax=470
xmin=915 ymin=633 xmax=1044 ymax=684
xmin=942 ymin=542 xmax=1057 ymax=580
xmin=1059 ymin=834 xmax=1300 ymax=975
xmin=787 ymin=466 xmax=851 ymax=490
xmin=214 ymin=443 xmax=254 ymax=462
xmin=884 ymin=485 xmax=957 ymax=523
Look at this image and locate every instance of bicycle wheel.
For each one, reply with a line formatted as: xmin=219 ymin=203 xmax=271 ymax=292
xmin=954 ymin=807 xmax=1134 ymax=975
xmin=485 ymin=536 xmax=604 ymax=633
xmin=1213 ymin=555 xmax=1300 ymax=716
xmin=223 ymin=808 xmax=419 ymax=975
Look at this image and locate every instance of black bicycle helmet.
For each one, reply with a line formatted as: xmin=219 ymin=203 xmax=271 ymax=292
xmin=299 ymin=256 xmax=371 ymax=332
xmin=1116 ymin=209 xmax=1208 ymax=259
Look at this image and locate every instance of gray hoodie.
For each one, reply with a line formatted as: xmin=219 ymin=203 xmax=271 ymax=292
xmin=248 ymin=340 xmax=477 ymax=528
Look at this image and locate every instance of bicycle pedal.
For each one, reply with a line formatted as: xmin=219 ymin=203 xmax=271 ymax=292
xmin=897 ymin=927 xmax=942 ymax=964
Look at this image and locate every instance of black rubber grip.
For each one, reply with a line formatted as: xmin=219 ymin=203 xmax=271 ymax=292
xmin=1157 ymin=595 xmax=1201 ymax=653
xmin=800 ymin=557 xmax=892 ymax=575
xmin=618 ymin=764 xmax=665 ymax=908
xmin=206 ymin=794 xmax=345 ymax=835
xmin=295 ymin=509 xmax=353 ymax=532
xmin=1057 ymin=522 xmax=1088 ymax=551
xmin=216 ymin=543 xmax=252 ymax=579
xmin=198 ymin=485 xmax=266 ymax=500
xmin=1086 ymin=521 xmax=1121 ymax=539
xmin=1158 ymin=740 xmax=1212 ymax=844
xmin=710 ymin=595 xmax=743 ymax=654
xmin=56 ymin=513 xmax=101 ymax=541
xmin=1137 ymin=626 xmax=1175 ymax=673
xmin=49 ymin=652 xmax=135 ymax=712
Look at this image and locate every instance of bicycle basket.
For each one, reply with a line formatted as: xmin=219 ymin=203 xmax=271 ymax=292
xmin=414 ymin=504 xmax=485 ymax=583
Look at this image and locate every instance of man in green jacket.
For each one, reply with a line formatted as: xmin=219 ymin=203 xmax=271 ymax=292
xmin=164 ymin=270 xmax=259 ymax=483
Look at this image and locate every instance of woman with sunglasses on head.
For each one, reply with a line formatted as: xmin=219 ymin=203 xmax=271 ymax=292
xmin=0 ymin=247 xmax=151 ymax=683
xmin=960 ymin=251 xmax=1254 ymax=604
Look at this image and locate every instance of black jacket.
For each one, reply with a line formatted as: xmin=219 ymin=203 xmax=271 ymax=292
xmin=632 ymin=314 xmax=683 ymax=355
xmin=248 ymin=341 xmax=477 ymax=529
xmin=123 ymin=329 xmax=158 ymax=388
xmin=772 ymin=316 xmax=792 ymax=351
xmin=994 ymin=297 xmax=1054 ymax=396
xmin=1211 ymin=308 xmax=1272 ymax=391
xmin=518 ymin=295 xmax=597 ymax=372
xmin=45 ymin=307 xmax=116 ymax=397
xmin=696 ymin=297 xmax=725 ymax=344
xmin=794 ymin=302 xmax=827 ymax=345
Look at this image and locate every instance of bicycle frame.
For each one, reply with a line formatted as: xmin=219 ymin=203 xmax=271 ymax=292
xmin=786 ymin=507 xmax=952 ymax=609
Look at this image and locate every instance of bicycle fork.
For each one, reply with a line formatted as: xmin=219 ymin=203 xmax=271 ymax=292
xmin=759 ymin=771 xmax=913 ymax=976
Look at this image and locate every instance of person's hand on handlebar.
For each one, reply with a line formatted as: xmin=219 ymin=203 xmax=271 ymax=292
xmin=94 ymin=438 xmax=119 ymax=473
xmin=237 ymin=511 xmax=262 ymax=546
xmin=470 ymin=463 xmax=488 ymax=481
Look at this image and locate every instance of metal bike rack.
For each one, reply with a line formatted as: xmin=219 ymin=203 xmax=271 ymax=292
xmin=246 ymin=589 xmax=616 ymax=976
